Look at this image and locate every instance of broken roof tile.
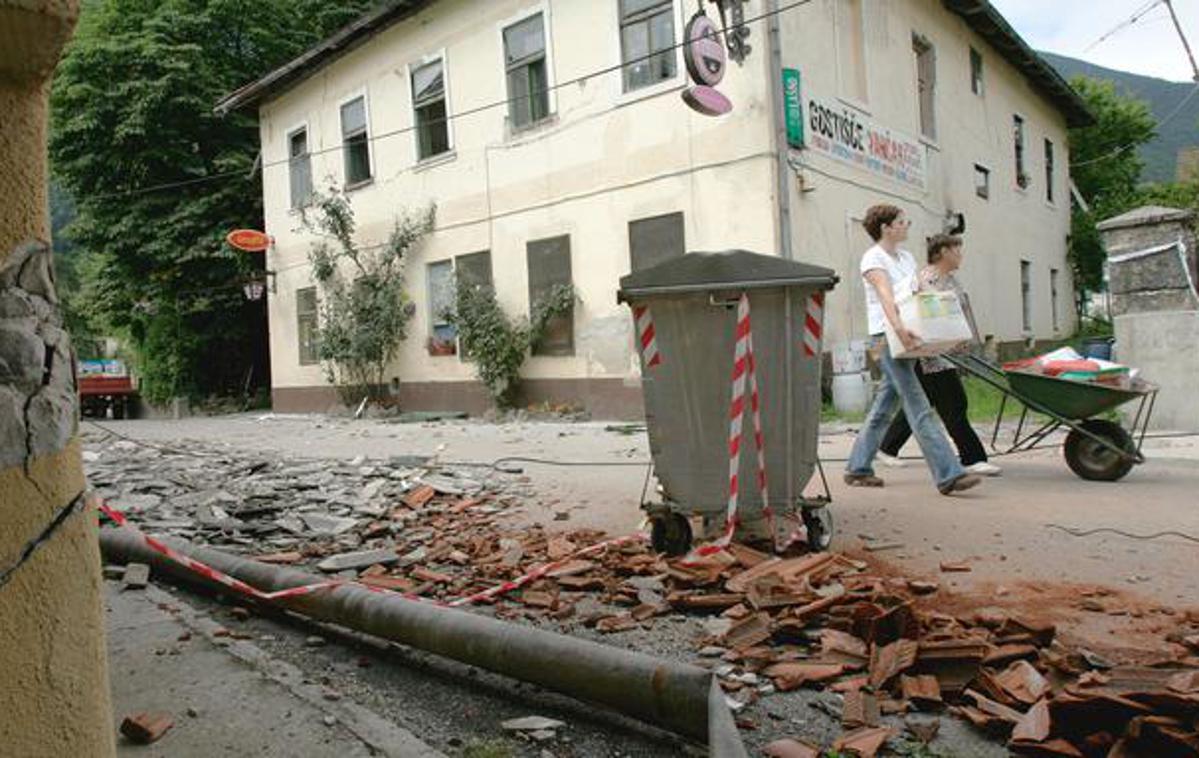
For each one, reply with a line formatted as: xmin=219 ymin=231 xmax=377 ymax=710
xmin=900 ymin=675 xmax=943 ymax=709
xmin=830 ymin=726 xmax=894 ymax=758
xmin=764 ymin=661 xmax=847 ymax=692
xmin=869 ymin=639 xmax=919 ymax=689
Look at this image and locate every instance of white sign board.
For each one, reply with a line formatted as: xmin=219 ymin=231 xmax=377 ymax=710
xmin=803 ymin=94 xmax=927 ymax=191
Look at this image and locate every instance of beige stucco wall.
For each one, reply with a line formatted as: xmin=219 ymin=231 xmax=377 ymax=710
xmin=260 ymin=0 xmax=778 ymax=394
xmin=780 ymin=0 xmax=1076 ymax=347
xmin=1 ymin=2 xmax=116 ymax=755
xmin=256 ymin=0 xmax=1077 ymax=402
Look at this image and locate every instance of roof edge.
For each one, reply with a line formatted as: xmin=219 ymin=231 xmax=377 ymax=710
xmin=215 ymin=1 xmax=431 ymax=115
xmin=942 ymin=0 xmax=1095 ymax=128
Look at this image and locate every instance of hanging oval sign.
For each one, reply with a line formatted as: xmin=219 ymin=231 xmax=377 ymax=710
xmin=226 ymin=229 xmax=272 ymax=252
xmin=682 ymin=85 xmax=733 ymax=116
xmin=683 ymin=11 xmax=726 ymax=87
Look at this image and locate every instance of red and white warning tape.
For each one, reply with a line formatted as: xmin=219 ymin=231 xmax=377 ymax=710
xmin=684 ymin=293 xmax=770 ymax=562
xmin=446 ymin=532 xmax=648 ymax=607
xmin=633 ymin=304 xmax=662 ymax=368
xmin=98 ymin=501 xmax=645 ymax=608
xmin=803 ymin=291 xmax=824 ymax=357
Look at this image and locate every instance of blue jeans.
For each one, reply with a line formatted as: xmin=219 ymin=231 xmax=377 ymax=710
xmin=847 ymin=337 xmax=966 ymax=490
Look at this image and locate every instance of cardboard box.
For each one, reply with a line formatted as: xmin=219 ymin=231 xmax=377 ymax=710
xmin=884 ymin=290 xmax=974 ymax=359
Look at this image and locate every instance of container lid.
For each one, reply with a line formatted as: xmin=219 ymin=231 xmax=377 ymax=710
xmin=617 ymin=250 xmax=838 ymax=301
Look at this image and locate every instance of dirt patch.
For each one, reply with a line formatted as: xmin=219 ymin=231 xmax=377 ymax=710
xmin=849 ymin=549 xmax=1199 ymax=664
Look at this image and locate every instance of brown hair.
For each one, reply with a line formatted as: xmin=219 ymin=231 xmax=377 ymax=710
xmin=927 ymin=234 xmax=962 ymax=263
xmin=862 ymin=204 xmax=903 ymax=241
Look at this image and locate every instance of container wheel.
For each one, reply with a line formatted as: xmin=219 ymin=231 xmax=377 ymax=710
xmin=802 ymin=505 xmax=834 ymax=551
xmin=650 ymin=513 xmax=692 ymax=556
xmin=1064 ymin=419 xmax=1136 ymax=482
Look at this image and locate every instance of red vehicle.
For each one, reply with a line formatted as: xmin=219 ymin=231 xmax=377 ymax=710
xmin=78 ymin=359 xmax=136 ymax=419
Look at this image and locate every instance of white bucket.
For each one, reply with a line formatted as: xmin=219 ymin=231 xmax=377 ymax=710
xmin=832 ymin=371 xmax=872 ymax=415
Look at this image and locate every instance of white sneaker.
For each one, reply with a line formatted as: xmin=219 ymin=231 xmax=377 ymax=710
xmin=966 ymin=461 xmax=1002 ymax=476
xmin=876 ymin=452 xmax=906 ymax=468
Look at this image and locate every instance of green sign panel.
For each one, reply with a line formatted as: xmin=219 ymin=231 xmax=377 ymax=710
xmin=782 ymin=67 xmax=804 ymax=149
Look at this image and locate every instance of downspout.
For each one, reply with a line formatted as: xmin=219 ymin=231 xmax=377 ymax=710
xmin=764 ymin=0 xmax=794 ymax=260
xmin=99 ymin=528 xmax=749 ymax=757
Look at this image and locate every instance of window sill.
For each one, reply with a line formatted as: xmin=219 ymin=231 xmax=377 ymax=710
xmin=414 ymin=150 xmax=457 ymax=172
xmin=507 ymin=113 xmax=559 ymax=141
xmin=345 ymin=178 xmax=375 ymax=193
xmin=615 ymin=78 xmax=685 ymax=108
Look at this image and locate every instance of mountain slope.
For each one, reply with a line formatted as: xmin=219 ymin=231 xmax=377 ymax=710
xmin=1042 ymin=51 xmax=1198 ymax=183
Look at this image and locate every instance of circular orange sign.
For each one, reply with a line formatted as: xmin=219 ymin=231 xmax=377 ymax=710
xmin=226 ymin=229 xmax=271 ymax=252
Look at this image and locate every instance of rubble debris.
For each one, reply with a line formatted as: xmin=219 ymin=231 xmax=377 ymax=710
xmin=102 ymin=564 xmax=126 ymax=580
xmin=939 ymin=561 xmax=972 ymax=573
xmin=122 ymin=562 xmax=150 ymax=590
xmin=830 ymin=726 xmax=893 ymax=757
xmin=761 ymin=737 xmax=821 ymax=758
xmin=316 ymin=547 xmax=399 ymax=573
xmin=501 ymin=716 xmax=565 ymax=732
xmin=88 ymin=436 xmax=1199 ymax=758
xmin=119 ymin=712 xmax=174 ymax=744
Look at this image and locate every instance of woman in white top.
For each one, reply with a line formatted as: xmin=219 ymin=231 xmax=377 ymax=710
xmin=844 ymin=205 xmax=981 ymax=495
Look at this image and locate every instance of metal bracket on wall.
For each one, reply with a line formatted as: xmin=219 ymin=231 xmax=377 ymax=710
xmin=711 ymin=0 xmax=752 ymax=63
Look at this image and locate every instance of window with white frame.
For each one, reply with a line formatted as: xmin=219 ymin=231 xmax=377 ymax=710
xmin=619 ymin=0 xmax=677 ymax=92
xmin=970 ymin=47 xmax=984 ymax=96
xmin=296 ymin=287 xmax=319 ymax=365
xmin=1014 ymin=114 xmax=1028 ymax=189
xmin=340 ymin=95 xmax=372 ymax=186
xmin=835 ymin=0 xmax=867 ymax=103
xmin=412 ymin=58 xmax=451 ymax=160
xmin=1050 ymin=268 xmax=1060 ymax=332
xmin=527 ymin=235 xmax=574 ymax=356
xmin=974 ymin=164 xmax=990 ymax=199
xmin=427 ymin=260 xmax=456 ymax=354
xmin=1021 ymin=260 xmax=1032 ymax=332
xmin=503 ymin=13 xmax=551 ymax=129
xmin=913 ymin=33 xmax=936 ymax=140
xmin=1044 ymin=138 xmax=1055 ymax=203
xmin=288 ymin=127 xmax=312 ymax=209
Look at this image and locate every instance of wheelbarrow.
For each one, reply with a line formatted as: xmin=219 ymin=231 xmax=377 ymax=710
xmin=945 ymin=353 xmax=1158 ymax=481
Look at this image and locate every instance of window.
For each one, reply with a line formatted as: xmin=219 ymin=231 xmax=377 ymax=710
xmin=296 ymin=287 xmax=319 ymax=365
xmin=970 ymin=47 xmax=983 ymax=95
xmin=1013 ymin=115 xmax=1028 ymax=188
xmin=1050 ymin=268 xmax=1060 ymax=332
xmin=455 ymin=250 xmax=493 ymax=292
xmin=412 ymin=58 xmax=450 ymax=160
xmin=503 ymin=13 xmax=551 ymax=129
xmin=288 ymin=127 xmax=312 ymax=209
xmin=835 ymin=0 xmax=867 ymax=103
xmin=527 ymin=235 xmax=574 ymax=356
xmin=1020 ymin=261 xmax=1032 ymax=333
xmin=340 ymin=96 xmax=372 ymax=186
xmin=913 ymin=34 xmax=936 ymax=140
xmin=427 ymin=260 xmax=456 ymax=354
xmin=629 ymin=212 xmax=685 ymax=271
xmin=973 ymin=164 xmax=990 ymax=199
xmin=619 ymin=0 xmax=676 ymax=92
xmin=1044 ymin=139 xmax=1055 ymax=203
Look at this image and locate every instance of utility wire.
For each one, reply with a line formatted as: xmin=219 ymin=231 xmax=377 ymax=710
xmin=1083 ymin=0 xmax=1165 ymax=54
xmin=1069 ymin=82 xmax=1199 ymax=169
xmin=83 ymin=0 xmax=816 ymax=203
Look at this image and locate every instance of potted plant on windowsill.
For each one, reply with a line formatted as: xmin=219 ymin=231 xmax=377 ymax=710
xmin=427 ymin=336 xmax=457 ymax=356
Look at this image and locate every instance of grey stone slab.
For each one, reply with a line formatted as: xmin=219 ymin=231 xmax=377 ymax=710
xmin=316 ymin=548 xmax=399 ymax=573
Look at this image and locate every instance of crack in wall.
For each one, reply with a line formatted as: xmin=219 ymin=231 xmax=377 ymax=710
xmin=1 ymin=239 xmax=77 ymax=473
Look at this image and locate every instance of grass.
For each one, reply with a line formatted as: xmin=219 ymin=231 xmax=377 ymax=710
xmin=462 ymin=740 xmax=515 ymax=758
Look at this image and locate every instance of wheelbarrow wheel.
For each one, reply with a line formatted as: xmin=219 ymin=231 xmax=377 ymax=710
xmin=802 ymin=506 xmax=834 ymax=551
xmin=650 ymin=513 xmax=692 ymax=556
xmin=1064 ymin=419 xmax=1136 ymax=482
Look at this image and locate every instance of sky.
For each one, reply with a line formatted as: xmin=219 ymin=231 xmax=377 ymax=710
xmin=990 ymin=0 xmax=1199 ymax=82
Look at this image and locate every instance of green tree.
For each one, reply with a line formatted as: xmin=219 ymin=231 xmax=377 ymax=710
xmin=1067 ymin=77 xmax=1158 ymax=294
xmin=49 ymin=0 xmax=376 ymax=404
xmin=302 ymin=189 xmax=434 ymax=405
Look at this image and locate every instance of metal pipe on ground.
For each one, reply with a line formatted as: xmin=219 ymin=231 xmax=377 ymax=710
xmin=99 ymin=527 xmax=748 ymax=757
